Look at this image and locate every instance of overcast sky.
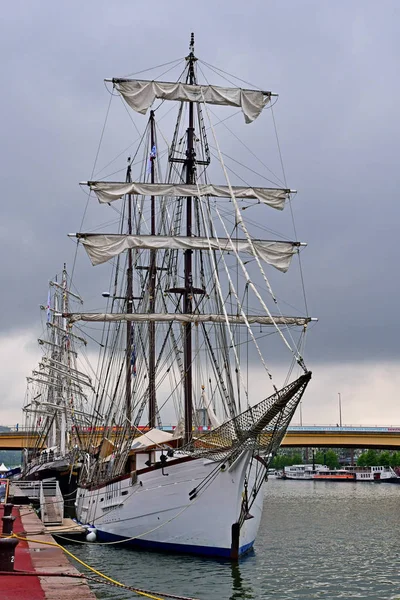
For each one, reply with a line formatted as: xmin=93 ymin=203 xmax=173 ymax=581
xmin=1 ymin=0 xmax=399 ymax=427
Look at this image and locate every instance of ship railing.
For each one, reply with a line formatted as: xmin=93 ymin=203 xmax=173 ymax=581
xmin=38 ymin=451 xmax=64 ymax=465
xmin=9 ymin=480 xmax=42 ymax=500
xmin=26 ymin=450 xmax=69 ymax=468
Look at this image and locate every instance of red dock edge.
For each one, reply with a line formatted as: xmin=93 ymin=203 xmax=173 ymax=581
xmin=0 ymin=504 xmax=96 ymax=600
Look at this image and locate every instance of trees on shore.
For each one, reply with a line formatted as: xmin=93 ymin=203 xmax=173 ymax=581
xmin=270 ymin=448 xmax=400 ymax=470
xmin=357 ymin=449 xmax=400 ymax=468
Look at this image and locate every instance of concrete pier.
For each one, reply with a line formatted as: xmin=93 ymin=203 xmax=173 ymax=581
xmin=0 ymin=504 xmax=96 ymax=600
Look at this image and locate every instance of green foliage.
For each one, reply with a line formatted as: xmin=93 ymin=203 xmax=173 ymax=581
xmin=390 ymin=451 xmax=400 ymax=467
xmin=315 ymin=450 xmax=339 ymax=469
xmin=357 ymin=449 xmax=378 ymax=467
xmin=270 ymin=452 xmax=303 ymax=470
xmin=0 ymin=450 xmax=22 ymax=467
xmin=379 ymin=451 xmax=391 ymax=468
xmin=357 ymin=449 xmax=400 ymax=467
xmin=291 ymin=452 xmax=303 ymax=465
xmin=0 ymin=426 xmax=21 ymax=467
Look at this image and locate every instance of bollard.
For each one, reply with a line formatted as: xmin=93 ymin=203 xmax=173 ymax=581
xmin=0 ymin=538 xmax=19 ymax=571
xmin=3 ymin=504 xmax=13 ymax=517
xmin=2 ymin=516 xmax=16 ymax=535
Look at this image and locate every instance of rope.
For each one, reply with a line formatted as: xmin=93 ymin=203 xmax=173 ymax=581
xmin=71 ymin=89 xmax=114 ymax=283
xmin=6 ymin=532 xmax=195 ymax=600
xmin=0 ymin=568 xmax=198 ymax=600
xmin=194 ymin=180 xmax=249 ymax=401
xmin=121 ymin=57 xmax=184 ymax=79
xmin=197 ymin=62 xmax=284 ymax=186
xmin=271 ymin=105 xmax=309 ymax=317
xmin=213 ymin=200 xmax=277 ymax=382
xmin=200 ymin=87 xmax=307 ymax=371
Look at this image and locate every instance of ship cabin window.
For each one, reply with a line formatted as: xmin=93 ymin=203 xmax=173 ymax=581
xmin=121 ymin=490 xmax=128 ymax=496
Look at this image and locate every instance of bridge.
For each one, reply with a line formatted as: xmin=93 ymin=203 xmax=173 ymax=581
xmin=281 ymin=426 xmax=400 ymax=450
xmin=2 ymin=425 xmax=400 ymax=451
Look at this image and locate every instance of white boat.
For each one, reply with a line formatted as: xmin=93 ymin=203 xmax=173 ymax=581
xmin=283 ymin=464 xmax=356 ymax=481
xmin=283 ymin=464 xmax=328 ymax=480
xmin=344 ymin=465 xmax=400 ymax=482
xmin=68 ymin=34 xmax=316 ymax=559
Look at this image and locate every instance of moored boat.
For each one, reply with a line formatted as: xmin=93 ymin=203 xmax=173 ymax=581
xmin=283 ymin=464 xmax=355 ymax=481
xmin=282 ymin=463 xmax=400 ymax=482
xmin=313 ymin=469 xmax=355 ymax=481
xmin=344 ymin=465 xmax=400 ymax=482
xmin=67 ymin=34 xmax=316 ymax=559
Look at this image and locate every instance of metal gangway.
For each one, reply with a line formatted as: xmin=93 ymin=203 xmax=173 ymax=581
xmin=39 ymin=480 xmax=64 ymax=525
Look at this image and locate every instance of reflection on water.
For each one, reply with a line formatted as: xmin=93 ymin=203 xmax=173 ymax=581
xmin=64 ymin=480 xmax=400 ymax=599
xmin=230 ymin=561 xmax=255 ymax=599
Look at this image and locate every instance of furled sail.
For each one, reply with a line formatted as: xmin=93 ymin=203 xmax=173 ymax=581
xmin=83 ymin=181 xmax=293 ymax=211
xmin=76 ymin=233 xmax=301 ymax=272
xmin=110 ymin=79 xmax=273 ymax=123
xmin=66 ymin=313 xmax=314 ymax=326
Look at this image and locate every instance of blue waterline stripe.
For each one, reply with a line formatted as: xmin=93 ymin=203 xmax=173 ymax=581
xmin=95 ymin=529 xmax=254 ymax=558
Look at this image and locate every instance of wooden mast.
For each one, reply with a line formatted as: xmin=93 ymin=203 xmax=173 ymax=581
xmin=183 ymin=33 xmax=196 ymax=444
xmin=125 ymin=161 xmax=133 ymax=423
xmin=148 ymin=110 xmax=156 ymax=428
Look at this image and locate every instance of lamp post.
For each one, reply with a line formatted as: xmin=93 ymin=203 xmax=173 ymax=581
xmin=338 ymin=392 xmax=342 ymax=427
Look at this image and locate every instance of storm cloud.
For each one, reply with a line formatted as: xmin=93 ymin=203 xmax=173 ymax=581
xmin=1 ymin=0 xmax=399 ymax=424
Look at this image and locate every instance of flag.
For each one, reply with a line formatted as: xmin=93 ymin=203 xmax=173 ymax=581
xmin=131 ymin=345 xmax=137 ymax=376
xmin=146 ymin=145 xmax=157 ymax=174
xmin=130 ymin=326 xmax=137 ymax=376
xmin=46 ymin=289 xmax=51 ymax=322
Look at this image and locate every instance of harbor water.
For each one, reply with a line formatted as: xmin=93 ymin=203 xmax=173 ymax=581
xmin=64 ymin=479 xmax=400 ymax=599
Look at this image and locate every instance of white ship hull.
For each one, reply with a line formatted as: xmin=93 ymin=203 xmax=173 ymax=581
xmin=76 ymin=451 xmax=264 ymax=558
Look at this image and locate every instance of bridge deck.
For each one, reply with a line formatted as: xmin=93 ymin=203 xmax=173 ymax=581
xmin=2 ymin=426 xmax=400 ymax=450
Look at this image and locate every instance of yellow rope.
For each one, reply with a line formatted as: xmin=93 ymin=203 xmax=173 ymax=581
xmin=10 ymin=533 xmax=165 ymax=600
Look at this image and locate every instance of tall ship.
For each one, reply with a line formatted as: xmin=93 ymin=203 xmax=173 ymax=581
xmin=67 ymin=34 xmax=316 ymax=558
xmin=22 ymin=265 xmax=95 ymax=496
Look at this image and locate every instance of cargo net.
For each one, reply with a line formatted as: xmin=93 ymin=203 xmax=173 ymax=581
xmin=184 ymin=371 xmax=312 ymax=464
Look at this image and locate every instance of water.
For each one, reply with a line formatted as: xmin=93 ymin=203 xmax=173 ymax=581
xmin=63 ymin=480 xmax=400 ymax=599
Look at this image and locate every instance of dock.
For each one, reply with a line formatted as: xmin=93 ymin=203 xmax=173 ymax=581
xmin=45 ymin=518 xmax=86 ymax=536
xmin=0 ymin=504 xmax=96 ymax=600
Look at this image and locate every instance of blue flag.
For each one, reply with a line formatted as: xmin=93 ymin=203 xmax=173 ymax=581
xmin=146 ymin=145 xmax=157 ymax=174
xmin=130 ymin=327 xmax=137 ymax=376
xmin=46 ymin=289 xmax=51 ymax=322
